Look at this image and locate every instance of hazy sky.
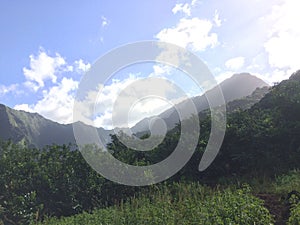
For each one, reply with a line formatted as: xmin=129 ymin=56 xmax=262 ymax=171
xmin=0 ymin=0 xmax=299 ymax=128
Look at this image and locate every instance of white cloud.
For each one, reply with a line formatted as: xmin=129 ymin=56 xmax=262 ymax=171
xmin=0 ymin=84 xmax=19 ymax=96
xmin=156 ymin=17 xmax=218 ymax=52
xmin=74 ymin=72 xmax=185 ymax=129
xmin=74 ymin=75 xmax=139 ymax=129
xmin=74 ymin=59 xmax=91 ymax=74
xmin=259 ymin=69 xmax=291 ymax=84
xmin=24 ymin=81 xmax=40 ymax=92
xmin=101 ymin=16 xmax=109 ymax=27
xmin=225 ymin=57 xmax=245 ymax=71
xmin=150 ymin=64 xmax=203 ymax=97
xmin=110 ymin=78 xmax=179 ymax=128
xmin=172 ymin=3 xmax=192 ymax=17
xmin=263 ymin=0 xmax=300 ymax=78
xmin=213 ymin=10 xmax=222 ymax=27
xmin=172 ymin=0 xmax=199 ymax=17
xmin=14 ymin=104 xmax=35 ymax=113
xmin=246 ymin=53 xmax=267 ymax=71
xmin=265 ymin=32 xmax=300 ymax=70
xmin=23 ymin=48 xmax=71 ymax=91
xmin=15 ymin=77 xmax=78 ymax=124
xmin=128 ymin=98 xmax=174 ymax=127
xmin=151 ymin=64 xmax=172 ymax=77
xmin=215 ymin=71 xmax=235 ymax=83
xmin=13 ymin=48 xmax=94 ymax=124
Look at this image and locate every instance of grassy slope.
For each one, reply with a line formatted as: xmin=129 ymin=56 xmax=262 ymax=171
xmin=37 ymin=170 xmax=300 ymax=225
xmin=36 ymin=182 xmax=274 ymax=225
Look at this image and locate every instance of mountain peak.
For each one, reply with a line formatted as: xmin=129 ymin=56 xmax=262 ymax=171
xmin=290 ymin=70 xmax=300 ymax=81
xmin=0 ymin=73 xmax=270 ymax=147
xmin=225 ymin=73 xmax=268 ymax=85
xmin=132 ymin=73 xmax=269 ymax=134
xmin=231 ymin=72 xmax=253 ymax=77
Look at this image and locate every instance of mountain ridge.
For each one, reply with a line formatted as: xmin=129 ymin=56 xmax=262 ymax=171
xmin=131 ymin=73 xmax=269 ymax=134
xmin=0 ymin=73 xmax=269 ymax=148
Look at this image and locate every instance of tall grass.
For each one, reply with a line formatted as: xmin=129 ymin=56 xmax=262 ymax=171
xmin=36 ymin=182 xmax=274 ymax=225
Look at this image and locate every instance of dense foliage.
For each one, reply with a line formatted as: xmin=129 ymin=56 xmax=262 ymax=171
xmin=108 ymin=71 xmax=300 ymax=180
xmin=289 ymin=202 xmax=300 ymax=225
xmin=36 ymin=183 xmax=274 ymax=225
xmin=0 ymin=142 xmax=143 ymax=224
xmin=1 ymin=71 xmax=300 ymax=224
xmin=194 ymin=71 xmax=300 ymax=178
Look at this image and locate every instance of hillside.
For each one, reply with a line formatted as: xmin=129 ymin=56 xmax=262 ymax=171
xmin=107 ymin=70 xmax=300 ymax=180
xmin=132 ymin=73 xmax=268 ymax=134
xmin=205 ymin=70 xmax=300 ymax=178
xmin=1 ymin=71 xmax=300 ymax=224
xmin=0 ymin=105 xmax=111 ymax=148
xmin=0 ymin=73 xmax=268 ymax=148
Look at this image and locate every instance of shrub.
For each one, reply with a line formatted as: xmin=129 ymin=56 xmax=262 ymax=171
xmin=288 ymin=202 xmax=300 ymax=225
xmin=36 ymin=183 xmax=274 ymax=225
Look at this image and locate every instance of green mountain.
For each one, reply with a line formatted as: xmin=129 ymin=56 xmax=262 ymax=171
xmin=0 ymin=104 xmax=111 ymax=148
xmin=108 ymin=70 xmax=300 ymax=180
xmin=2 ymin=71 xmax=300 ymax=225
xmin=132 ymin=73 xmax=269 ymax=134
xmin=225 ymin=86 xmax=270 ymax=112
xmin=0 ymin=73 xmax=269 ymax=148
xmin=205 ymin=70 xmax=300 ymax=177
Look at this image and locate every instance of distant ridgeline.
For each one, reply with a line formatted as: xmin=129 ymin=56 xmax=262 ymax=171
xmin=201 ymin=70 xmax=300 ymax=178
xmin=0 ymin=105 xmax=111 ymax=148
xmin=0 ymin=73 xmax=269 ymax=148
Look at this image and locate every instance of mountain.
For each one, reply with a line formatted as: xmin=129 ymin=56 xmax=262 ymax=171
xmin=131 ymin=73 xmax=269 ymax=134
xmin=225 ymin=86 xmax=270 ymax=112
xmin=0 ymin=104 xmax=111 ymax=148
xmin=209 ymin=70 xmax=300 ymax=177
xmin=0 ymin=73 xmax=268 ymax=148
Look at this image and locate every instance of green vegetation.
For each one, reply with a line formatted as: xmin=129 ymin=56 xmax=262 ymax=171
xmin=289 ymin=202 xmax=300 ymax=225
xmin=1 ymin=71 xmax=300 ymax=224
xmin=274 ymin=170 xmax=300 ymax=194
xmin=36 ymin=183 xmax=274 ymax=225
xmin=0 ymin=142 xmax=143 ymax=224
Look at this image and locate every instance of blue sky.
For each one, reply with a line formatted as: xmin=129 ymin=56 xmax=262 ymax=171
xmin=0 ymin=0 xmax=299 ymax=128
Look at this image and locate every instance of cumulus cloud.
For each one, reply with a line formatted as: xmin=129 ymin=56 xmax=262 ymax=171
xmin=23 ymin=48 xmax=72 ymax=91
xmin=172 ymin=0 xmax=198 ymax=17
xmin=161 ymin=0 xmax=220 ymax=52
xmin=0 ymin=84 xmax=19 ymax=96
xmin=73 ymin=75 xmax=139 ymax=129
xmin=14 ymin=104 xmax=35 ymax=113
xmin=74 ymin=59 xmax=91 ymax=74
xmin=156 ymin=17 xmax=218 ymax=52
xmin=172 ymin=3 xmax=192 ymax=16
xmin=73 ymin=71 xmax=186 ymax=129
xmin=225 ymin=57 xmax=245 ymax=71
xmin=74 ymin=74 xmax=164 ymax=129
xmin=150 ymin=64 xmax=172 ymax=78
xmin=264 ymin=0 xmax=300 ymax=79
xmin=15 ymin=77 xmax=78 ymax=124
xmin=265 ymin=32 xmax=300 ymax=71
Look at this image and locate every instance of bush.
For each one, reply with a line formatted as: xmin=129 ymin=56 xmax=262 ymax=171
xmin=288 ymin=202 xmax=300 ymax=225
xmin=274 ymin=170 xmax=300 ymax=194
xmin=37 ymin=183 xmax=274 ymax=225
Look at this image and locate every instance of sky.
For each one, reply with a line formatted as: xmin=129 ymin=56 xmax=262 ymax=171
xmin=0 ymin=0 xmax=300 ymax=129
